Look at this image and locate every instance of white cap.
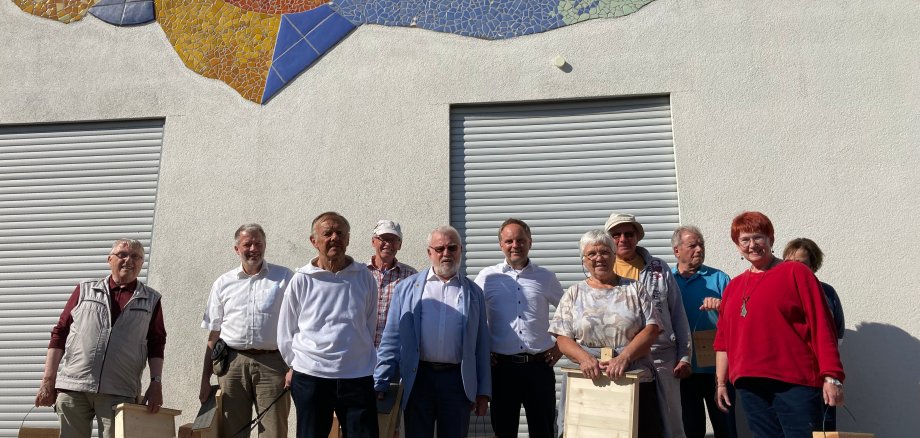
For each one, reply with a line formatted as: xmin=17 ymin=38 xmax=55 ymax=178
xmin=373 ymin=220 xmax=403 ymax=239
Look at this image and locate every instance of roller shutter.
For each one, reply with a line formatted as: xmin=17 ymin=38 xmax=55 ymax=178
xmin=0 ymin=120 xmax=164 ymax=437
xmin=450 ymin=96 xmax=679 ymax=437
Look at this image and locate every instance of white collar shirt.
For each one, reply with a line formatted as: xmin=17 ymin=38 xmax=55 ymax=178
xmin=419 ymin=268 xmax=464 ymax=364
xmin=474 ymin=260 xmax=564 ymax=355
xmin=201 ymin=262 xmax=294 ymax=350
xmin=277 ymin=258 xmax=378 ymax=378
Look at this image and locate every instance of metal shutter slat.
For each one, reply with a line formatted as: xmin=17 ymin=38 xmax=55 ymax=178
xmin=0 ymin=120 xmax=162 ymax=436
xmin=450 ymin=97 xmax=679 ymax=437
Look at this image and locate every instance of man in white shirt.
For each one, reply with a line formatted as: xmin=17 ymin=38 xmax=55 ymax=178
xmin=200 ymin=224 xmax=294 ymax=437
xmin=278 ymin=212 xmax=379 ymax=438
xmin=474 ymin=219 xmax=564 ymax=438
xmin=375 ymin=225 xmax=491 ymax=438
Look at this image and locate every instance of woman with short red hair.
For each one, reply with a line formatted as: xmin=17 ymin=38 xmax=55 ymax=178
xmin=713 ymin=212 xmax=844 ymax=437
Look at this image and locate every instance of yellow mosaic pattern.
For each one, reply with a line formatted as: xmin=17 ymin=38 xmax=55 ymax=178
xmin=13 ymin=0 xmax=99 ymax=23
xmin=156 ymin=0 xmax=280 ymax=102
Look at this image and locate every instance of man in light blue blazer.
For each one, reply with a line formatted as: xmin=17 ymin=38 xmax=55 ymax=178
xmin=374 ymin=225 xmax=491 ymax=438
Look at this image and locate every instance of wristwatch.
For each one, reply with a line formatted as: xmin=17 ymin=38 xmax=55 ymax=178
xmin=824 ymin=376 xmax=843 ymax=387
xmin=151 ymin=375 xmax=163 ymax=384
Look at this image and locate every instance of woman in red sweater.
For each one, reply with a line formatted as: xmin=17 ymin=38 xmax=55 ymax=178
xmin=713 ymin=212 xmax=844 ymax=437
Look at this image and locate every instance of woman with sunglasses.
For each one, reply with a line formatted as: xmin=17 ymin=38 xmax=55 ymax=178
xmin=550 ymin=229 xmax=663 ymax=437
xmin=713 ymin=212 xmax=845 ymax=437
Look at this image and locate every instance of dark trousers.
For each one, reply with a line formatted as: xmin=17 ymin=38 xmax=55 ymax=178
xmin=638 ymin=381 xmax=664 ymax=438
xmin=822 ymin=406 xmax=837 ymax=432
xmin=490 ymin=359 xmax=555 ymax=438
xmin=735 ymin=377 xmax=822 ymax=438
xmin=680 ymin=373 xmax=737 ymax=438
xmin=404 ymin=363 xmax=471 ymax=438
xmin=290 ymin=372 xmax=378 ymax=438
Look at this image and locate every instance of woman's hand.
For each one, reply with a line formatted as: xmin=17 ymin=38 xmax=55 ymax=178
xmin=716 ymin=384 xmax=732 ymax=412
xmin=823 ymin=381 xmax=844 ymax=406
xmin=579 ymin=356 xmax=603 ymax=380
xmin=600 ymin=354 xmax=630 ymax=379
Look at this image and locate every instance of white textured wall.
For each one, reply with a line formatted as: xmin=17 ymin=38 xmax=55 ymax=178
xmin=2 ymin=0 xmax=918 ymax=435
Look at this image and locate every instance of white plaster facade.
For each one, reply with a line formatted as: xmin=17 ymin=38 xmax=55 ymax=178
xmin=1 ymin=0 xmax=918 ymax=436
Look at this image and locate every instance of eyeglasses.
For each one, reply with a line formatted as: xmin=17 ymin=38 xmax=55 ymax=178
xmin=583 ymin=250 xmax=613 ymax=260
xmin=610 ymin=231 xmax=636 ymax=240
xmin=374 ymin=235 xmax=401 ymax=244
xmin=738 ymin=235 xmax=768 ymax=248
xmin=110 ymin=252 xmax=143 ymax=261
xmin=429 ymin=244 xmax=459 ymax=254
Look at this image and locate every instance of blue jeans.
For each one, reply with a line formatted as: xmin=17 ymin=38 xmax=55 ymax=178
xmin=404 ymin=363 xmax=471 ymax=438
xmin=290 ymin=372 xmax=378 ymax=438
xmin=735 ymin=377 xmax=822 ymax=438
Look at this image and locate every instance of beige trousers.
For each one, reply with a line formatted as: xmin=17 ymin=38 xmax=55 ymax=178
xmin=218 ymin=350 xmax=291 ymax=438
xmin=57 ymin=391 xmax=135 ymax=438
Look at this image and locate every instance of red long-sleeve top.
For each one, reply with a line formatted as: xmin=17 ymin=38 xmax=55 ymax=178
xmin=49 ymin=278 xmax=167 ymax=358
xmin=713 ymin=261 xmax=844 ymax=387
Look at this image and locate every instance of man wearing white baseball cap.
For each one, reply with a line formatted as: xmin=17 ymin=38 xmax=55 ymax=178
xmin=367 ymin=220 xmax=418 ymax=348
xmin=605 ymin=212 xmax=691 ymax=438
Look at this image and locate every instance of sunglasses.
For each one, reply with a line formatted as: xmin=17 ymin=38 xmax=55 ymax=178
xmin=428 ymin=244 xmax=459 ymax=254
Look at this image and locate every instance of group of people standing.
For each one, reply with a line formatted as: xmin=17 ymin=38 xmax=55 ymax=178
xmin=34 ymin=209 xmax=845 ymax=438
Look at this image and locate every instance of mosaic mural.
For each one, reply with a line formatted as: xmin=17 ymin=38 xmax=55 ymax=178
xmin=13 ymin=0 xmax=657 ymax=103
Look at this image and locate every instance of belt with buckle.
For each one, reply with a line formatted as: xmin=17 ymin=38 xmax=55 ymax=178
xmin=494 ymin=351 xmax=548 ymax=364
xmin=420 ymin=361 xmax=459 ymax=371
xmin=234 ymin=348 xmax=278 ymax=355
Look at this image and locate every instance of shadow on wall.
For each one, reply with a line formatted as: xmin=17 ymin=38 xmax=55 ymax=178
xmin=838 ymin=322 xmax=920 ymax=436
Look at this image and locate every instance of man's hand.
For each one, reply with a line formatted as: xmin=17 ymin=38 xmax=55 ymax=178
xmin=544 ymin=345 xmax=562 ymax=366
xmin=34 ymin=379 xmax=57 ymax=407
xmin=673 ymin=361 xmax=692 ymax=379
xmin=471 ymin=395 xmax=489 ymax=416
xmin=716 ymin=384 xmax=732 ymax=413
xmin=143 ymin=383 xmax=163 ymax=413
xmin=699 ymin=297 xmax=722 ymax=312
xmin=284 ymin=369 xmax=293 ymax=390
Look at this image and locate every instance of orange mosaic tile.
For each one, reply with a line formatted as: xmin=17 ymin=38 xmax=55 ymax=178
xmin=223 ymin=0 xmax=324 ymax=14
xmin=13 ymin=0 xmax=99 ymax=23
xmin=155 ymin=0 xmax=280 ymax=102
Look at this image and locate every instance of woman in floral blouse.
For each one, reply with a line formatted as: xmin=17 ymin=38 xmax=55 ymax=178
xmin=550 ymin=229 xmax=663 ymax=437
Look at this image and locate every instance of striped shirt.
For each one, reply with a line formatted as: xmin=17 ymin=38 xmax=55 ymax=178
xmin=367 ymin=257 xmax=418 ymax=347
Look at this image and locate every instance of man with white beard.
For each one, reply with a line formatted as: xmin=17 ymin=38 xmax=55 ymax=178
xmin=374 ymin=225 xmax=491 ymax=438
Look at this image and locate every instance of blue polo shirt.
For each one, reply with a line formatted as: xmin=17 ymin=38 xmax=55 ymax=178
xmin=671 ymin=264 xmax=730 ymax=373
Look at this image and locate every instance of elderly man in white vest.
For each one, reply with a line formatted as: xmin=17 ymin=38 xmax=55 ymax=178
xmin=35 ymin=239 xmax=167 ymax=438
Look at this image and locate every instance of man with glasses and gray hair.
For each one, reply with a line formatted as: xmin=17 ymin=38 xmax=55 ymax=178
xmin=605 ymin=213 xmax=691 ymax=438
xmin=375 ymin=225 xmax=491 ymax=438
xmin=199 ymin=224 xmax=294 ymax=437
xmin=367 ymin=220 xmax=417 ymax=348
xmin=35 ymin=239 xmax=167 ymax=438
